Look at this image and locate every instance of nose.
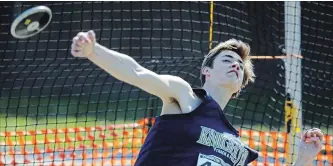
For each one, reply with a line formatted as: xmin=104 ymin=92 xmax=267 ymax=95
xmin=232 ymin=63 xmax=240 ymax=71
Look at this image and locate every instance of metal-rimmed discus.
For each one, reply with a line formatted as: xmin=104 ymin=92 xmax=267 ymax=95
xmin=10 ymin=6 xmax=52 ymax=39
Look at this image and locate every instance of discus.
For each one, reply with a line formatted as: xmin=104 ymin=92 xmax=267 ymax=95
xmin=10 ymin=6 xmax=52 ymax=39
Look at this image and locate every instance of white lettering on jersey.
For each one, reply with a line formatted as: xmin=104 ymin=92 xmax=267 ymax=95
xmin=196 ymin=126 xmax=249 ymax=166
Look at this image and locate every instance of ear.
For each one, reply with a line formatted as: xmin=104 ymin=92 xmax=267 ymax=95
xmin=201 ymin=66 xmax=211 ymax=76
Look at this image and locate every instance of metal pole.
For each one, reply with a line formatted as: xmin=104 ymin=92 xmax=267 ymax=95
xmin=284 ymin=1 xmax=303 ymax=164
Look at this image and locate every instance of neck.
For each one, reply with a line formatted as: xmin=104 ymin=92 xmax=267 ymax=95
xmin=202 ymin=83 xmax=233 ymax=110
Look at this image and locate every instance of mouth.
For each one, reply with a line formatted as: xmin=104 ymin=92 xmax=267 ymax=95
xmin=228 ymin=70 xmax=239 ymax=78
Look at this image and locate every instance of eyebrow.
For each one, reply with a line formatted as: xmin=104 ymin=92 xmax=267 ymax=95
xmin=223 ymin=55 xmax=243 ymax=64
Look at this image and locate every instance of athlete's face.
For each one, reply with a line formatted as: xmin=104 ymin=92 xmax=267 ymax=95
xmin=202 ymin=50 xmax=244 ymax=93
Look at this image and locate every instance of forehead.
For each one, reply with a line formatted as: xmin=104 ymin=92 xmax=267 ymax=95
xmin=215 ymin=50 xmax=242 ymax=61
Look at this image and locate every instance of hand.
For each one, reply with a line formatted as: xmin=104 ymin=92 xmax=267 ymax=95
xmin=71 ymin=30 xmax=96 ymax=58
xmin=294 ymin=128 xmax=323 ymax=165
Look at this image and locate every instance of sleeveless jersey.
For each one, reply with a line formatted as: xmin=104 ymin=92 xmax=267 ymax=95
xmin=135 ymin=89 xmax=258 ymax=166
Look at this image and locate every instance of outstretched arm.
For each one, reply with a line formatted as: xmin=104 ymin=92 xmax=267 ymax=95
xmin=71 ymin=30 xmax=194 ymax=103
xmin=292 ymin=128 xmax=323 ymax=166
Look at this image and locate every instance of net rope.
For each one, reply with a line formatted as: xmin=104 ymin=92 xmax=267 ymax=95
xmin=0 ymin=2 xmax=332 ymax=165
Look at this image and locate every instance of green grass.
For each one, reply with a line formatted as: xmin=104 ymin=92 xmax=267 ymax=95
xmin=0 ymin=115 xmax=131 ymax=132
xmin=0 ymin=115 xmax=144 ymax=150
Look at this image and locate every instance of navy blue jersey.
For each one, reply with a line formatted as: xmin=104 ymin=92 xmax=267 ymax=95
xmin=135 ymin=89 xmax=258 ymax=166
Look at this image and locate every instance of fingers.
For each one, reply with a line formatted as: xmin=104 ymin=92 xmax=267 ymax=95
xmin=303 ymin=128 xmax=324 ymax=141
xmin=71 ymin=30 xmax=96 ymax=57
xmin=79 ymin=32 xmax=92 ymax=43
xmin=302 ymin=128 xmax=324 ymax=149
xmin=311 ymin=128 xmax=324 ymax=140
xmin=71 ymin=36 xmax=82 ymax=55
xmin=87 ymin=30 xmax=96 ymax=42
xmin=73 ymin=32 xmax=91 ymax=46
xmin=305 ymin=137 xmax=322 ymax=148
xmin=71 ymin=31 xmax=95 ymax=57
xmin=71 ymin=46 xmax=82 ymax=56
xmin=315 ymin=137 xmax=322 ymax=148
xmin=306 ymin=130 xmax=311 ymax=138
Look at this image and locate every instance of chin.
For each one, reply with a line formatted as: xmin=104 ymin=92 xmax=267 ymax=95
xmin=219 ymin=82 xmax=241 ymax=91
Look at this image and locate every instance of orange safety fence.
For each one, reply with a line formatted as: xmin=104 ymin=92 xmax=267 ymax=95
xmin=241 ymin=130 xmax=333 ymax=166
xmin=0 ymin=118 xmax=154 ymax=166
xmin=0 ymin=118 xmax=332 ymax=166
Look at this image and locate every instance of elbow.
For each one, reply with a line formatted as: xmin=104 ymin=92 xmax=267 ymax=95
xmin=132 ymin=67 xmax=147 ymax=79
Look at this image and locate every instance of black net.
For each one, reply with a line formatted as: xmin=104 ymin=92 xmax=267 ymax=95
xmin=301 ymin=2 xmax=333 ymax=137
xmin=0 ymin=1 xmax=331 ymax=166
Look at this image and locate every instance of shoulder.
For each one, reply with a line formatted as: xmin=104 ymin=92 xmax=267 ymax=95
xmin=159 ymin=75 xmax=191 ymax=88
xmin=158 ymin=75 xmax=194 ymax=99
xmin=161 ymin=88 xmax=204 ymax=115
xmin=160 ymin=75 xmax=207 ymax=98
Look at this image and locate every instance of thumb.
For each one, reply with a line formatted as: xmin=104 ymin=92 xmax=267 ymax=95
xmin=87 ymin=30 xmax=96 ymax=42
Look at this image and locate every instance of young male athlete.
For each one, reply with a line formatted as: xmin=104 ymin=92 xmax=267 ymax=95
xmin=71 ymin=30 xmax=324 ymax=166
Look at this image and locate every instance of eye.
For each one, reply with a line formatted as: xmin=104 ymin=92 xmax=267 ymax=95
xmin=223 ymin=60 xmax=231 ymax=63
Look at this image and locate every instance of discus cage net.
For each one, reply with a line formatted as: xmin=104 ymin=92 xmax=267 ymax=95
xmin=0 ymin=1 xmax=332 ymax=166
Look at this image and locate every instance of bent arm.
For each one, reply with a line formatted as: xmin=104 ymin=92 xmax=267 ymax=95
xmin=88 ymin=43 xmax=192 ymax=101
